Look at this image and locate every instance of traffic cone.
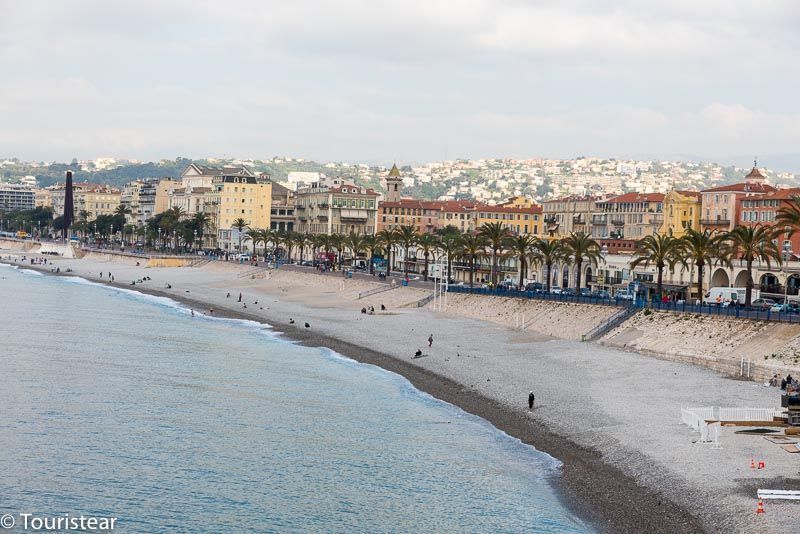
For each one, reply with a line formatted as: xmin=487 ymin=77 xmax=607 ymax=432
xmin=756 ymin=498 xmax=765 ymax=514
xmin=758 ymin=461 xmax=766 ymax=469
xmin=750 ymin=458 xmax=756 ymax=469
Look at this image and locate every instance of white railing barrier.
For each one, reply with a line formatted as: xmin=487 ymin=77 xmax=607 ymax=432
xmin=710 ymin=423 xmax=722 ymax=449
xmin=681 ymin=406 xmax=784 ymax=447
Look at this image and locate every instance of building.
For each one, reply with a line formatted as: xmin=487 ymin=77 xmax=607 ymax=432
xmin=120 ymin=179 xmax=159 ymax=227
xmin=0 ymin=183 xmax=35 ymax=212
xmin=210 ymin=170 xmax=273 ymax=251
xmin=542 ymin=195 xmax=600 ymax=237
xmin=269 ymin=182 xmax=295 ymax=233
xmin=50 ymin=183 xmax=120 ymax=221
xmin=34 ymin=188 xmax=52 ymax=209
xmin=295 ymin=178 xmax=378 ymax=235
xmin=592 ymin=193 xmax=664 ymax=239
xmin=700 ymin=165 xmax=775 ymax=233
xmin=153 ymin=178 xmax=178 ymax=215
xmin=476 ymin=198 xmax=542 ymax=236
xmin=738 ymin=187 xmax=800 ymax=259
xmin=660 ymin=190 xmax=701 ymax=237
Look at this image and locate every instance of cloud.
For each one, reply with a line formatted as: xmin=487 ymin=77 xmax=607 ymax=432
xmin=0 ymin=1 xmax=798 ymax=163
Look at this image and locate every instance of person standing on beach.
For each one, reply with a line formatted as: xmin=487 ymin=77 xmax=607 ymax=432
xmin=528 ymin=391 xmax=535 ymax=411
xmin=428 ymin=334 xmax=433 ymax=347
xmin=238 ymin=292 xmax=242 ymax=302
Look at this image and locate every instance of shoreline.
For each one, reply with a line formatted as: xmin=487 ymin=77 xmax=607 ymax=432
xmin=4 ymin=259 xmax=704 ymax=533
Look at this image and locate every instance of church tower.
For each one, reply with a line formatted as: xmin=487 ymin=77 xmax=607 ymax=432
xmin=384 ymin=163 xmax=403 ymax=203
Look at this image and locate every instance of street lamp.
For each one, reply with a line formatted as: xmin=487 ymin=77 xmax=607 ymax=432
xmin=194 ymin=229 xmax=198 ymax=253
xmin=158 ymin=227 xmax=162 ymax=251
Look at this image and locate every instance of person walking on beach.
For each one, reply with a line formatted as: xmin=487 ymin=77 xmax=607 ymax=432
xmin=528 ymin=391 xmax=535 ymax=411
xmin=428 ymin=334 xmax=433 ymax=347
xmin=238 ymin=292 xmax=242 ymax=302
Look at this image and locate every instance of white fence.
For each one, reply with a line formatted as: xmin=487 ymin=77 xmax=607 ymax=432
xmin=681 ymin=406 xmax=785 ymax=447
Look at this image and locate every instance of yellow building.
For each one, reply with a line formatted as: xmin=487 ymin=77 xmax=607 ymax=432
xmin=211 ymin=173 xmax=273 ymax=251
xmin=475 ymin=199 xmax=543 ymax=236
xmin=660 ymin=190 xmax=701 ymax=237
xmin=76 ymin=186 xmax=121 ymax=220
xmin=154 ymin=178 xmax=179 ymax=215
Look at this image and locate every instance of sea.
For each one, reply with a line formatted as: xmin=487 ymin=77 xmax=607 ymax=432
xmin=0 ymin=264 xmax=592 ymax=533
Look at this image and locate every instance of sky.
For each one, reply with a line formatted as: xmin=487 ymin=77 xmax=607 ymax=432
xmin=1 ymin=1 xmax=799 ymax=166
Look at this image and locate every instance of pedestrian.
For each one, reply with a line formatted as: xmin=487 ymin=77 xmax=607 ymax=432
xmin=227 ymin=292 xmax=230 ymax=298
xmin=238 ymin=292 xmax=242 ymax=302
xmin=100 ymin=272 xmax=103 ymax=278
xmin=428 ymin=334 xmax=433 ymax=348
xmin=191 ymin=309 xmax=195 ymax=317
xmin=528 ymin=391 xmax=535 ymax=411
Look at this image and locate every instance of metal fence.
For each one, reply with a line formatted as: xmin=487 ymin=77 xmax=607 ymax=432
xmin=445 ymin=284 xmax=800 ymax=324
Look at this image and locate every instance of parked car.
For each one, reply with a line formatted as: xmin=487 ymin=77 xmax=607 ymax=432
xmin=579 ymin=288 xmax=591 ymax=296
xmin=590 ymin=290 xmax=612 ymax=299
xmin=561 ymin=288 xmax=576 ymax=296
xmin=525 ymin=282 xmax=545 ymax=292
xmin=550 ymin=287 xmax=562 ymax=295
xmin=617 ymin=292 xmax=634 ymax=301
xmin=751 ymin=298 xmax=777 ymax=311
xmin=236 ymin=253 xmax=252 ymax=261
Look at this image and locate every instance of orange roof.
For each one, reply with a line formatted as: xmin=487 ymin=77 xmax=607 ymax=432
xmin=756 ymin=187 xmax=800 ymax=200
xmin=478 ymin=204 xmax=542 ymax=214
xmin=746 ymin=166 xmax=766 ymax=180
xmin=543 ymin=195 xmax=603 ymax=203
xmin=603 ymin=192 xmax=664 ymax=203
xmin=675 ymin=190 xmax=702 ymax=199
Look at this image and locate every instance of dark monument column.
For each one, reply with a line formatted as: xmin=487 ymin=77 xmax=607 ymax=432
xmin=62 ymin=170 xmax=74 ymax=239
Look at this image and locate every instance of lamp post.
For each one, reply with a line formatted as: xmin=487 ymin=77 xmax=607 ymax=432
xmin=158 ymin=228 xmax=162 ymax=252
xmin=600 ymin=244 xmax=609 ymax=295
xmin=194 ymin=229 xmax=198 ymax=253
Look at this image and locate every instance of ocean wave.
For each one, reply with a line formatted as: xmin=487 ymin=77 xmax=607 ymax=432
xmin=19 ymin=268 xmax=43 ymax=276
xmin=60 ymin=275 xmax=278 ymax=337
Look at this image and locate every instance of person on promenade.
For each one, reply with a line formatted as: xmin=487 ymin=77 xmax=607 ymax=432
xmin=380 ymin=304 xmax=386 ymax=311
xmin=414 ymin=349 xmax=422 ymax=358
xmin=428 ymin=334 xmax=434 ymax=347
xmin=238 ymin=292 xmax=242 ymax=302
xmin=227 ymin=292 xmax=230 ymax=298
xmin=100 ymin=272 xmax=103 ymax=278
xmin=528 ymin=391 xmax=535 ymax=411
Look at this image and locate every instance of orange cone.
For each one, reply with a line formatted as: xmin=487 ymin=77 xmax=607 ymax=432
xmin=758 ymin=461 xmax=766 ymax=469
xmin=756 ymin=498 xmax=765 ymax=514
xmin=751 ymin=458 xmax=756 ymax=469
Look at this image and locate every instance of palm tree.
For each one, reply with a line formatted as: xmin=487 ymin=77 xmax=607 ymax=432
xmin=232 ymin=218 xmax=249 ymax=252
xmin=561 ymin=232 xmax=603 ymax=291
xmin=630 ymin=233 xmax=686 ymax=301
xmin=346 ymin=232 xmax=367 ymax=267
xmin=459 ymin=233 xmax=487 ymax=287
xmin=530 ymin=238 xmax=566 ymax=293
xmin=363 ymin=234 xmax=381 ymax=275
xmin=191 ymin=212 xmax=211 ymax=249
xmin=478 ymin=222 xmax=512 ymax=286
xmin=309 ymin=234 xmax=326 ymax=266
xmin=504 ymin=234 xmax=536 ymax=289
xmin=395 ymin=225 xmax=418 ymax=276
xmin=416 ymin=233 xmax=439 ymax=281
xmin=776 ymin=195 xmax=800 ymax=230
xmin=328 ymin=233 xmax=345 ymax=269
xmin=377 ymin=228 xmax=399 ymax=276
xmin=123 ymin=223 xmax=136 ymax=244
xmin=681 ymin=228 xmax=730 ymax=299
xmin=437 ymin=230 xmax=462 ymax=284
xmin=245 ymin=228 xmax=263 ymax=256
xmin=725 ymin=225 xmax=782 ymax=307
xmin=114 ymin=204 xmax=132 ymax=222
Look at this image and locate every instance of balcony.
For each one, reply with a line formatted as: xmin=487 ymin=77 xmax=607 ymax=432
xmin=700 ymin=218 xmax=730 ymax=226
xmin=611 ymin=218 xmax=625 ymax=226
xmin=572 ymin=215 xmax=584 ymax=224
xmin=318 ymin=202 xmax=330 ymax=208
xmin=544 ymin=215 xmax=558 ymax=225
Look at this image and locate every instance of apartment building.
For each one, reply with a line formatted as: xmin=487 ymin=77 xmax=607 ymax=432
xmin=700 ymin=166 xmax=775 ymax=233
xmin=120 ymin=179 xmax=159 ymax=226
xmin=50 ymin=183 xmax=120 ymax=221
xmin=270 ymin=182 xmax=295 ymax=233
xmin=210 ymin=171 xmax=273 ymax=251
xmin=476 ymin=197 xmax=542 ymax=236
xmin=0 ymin=183 xmax=35 ymax=211
xmin=295 ymin=179 xmax=378 ymax=235
xmin=739 ymin=187 xmax=800 ymax=258
xmin=541 ymin=195 xmax=600 ymax=237
xmin=592 ymin=193 xmax=664 ymax=239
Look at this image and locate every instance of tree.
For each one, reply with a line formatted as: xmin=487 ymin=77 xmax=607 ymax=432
xmin=504 ymin=234 xmax=536 ymax=289
xmin=245 ymin=228 xmax=263 ymax=256
xmin=377 ymin=228 xmax=399 ymax=276
xmin=725 ymin=225 xmax=782 ymax=307
xmin=459 ymin=233 xmax=487 ymax=287
xmin=114 ymin=204 xmax=132 ymax=220
xmin=416 ymin=233 xmax=439 ymax=281
xmin=191 ymin=212 xmax=211 ymax=249
xmin=395 ymin=225 xmax=418 ymax=276
xmin=478 ymin=222 xmax=512 ymax=286
xmin=232 ymin=218 xmax=249 ymax=252
xmin=681 ymin=228 xmax=730 ymax=299
xmin=346 ymin=232 xmax=367 ymax=267
xmin=776 ymin=195 xmax=800 ymax=231
xmin=630 ymin=233 xmax=686 ymax=300
xmin=561 ymin=232 xmax=603 ymax=290
xmin=363 ymin=234 xmax=381 ymax=275
xmin=530 ymin=238 xmax=565 ymax=293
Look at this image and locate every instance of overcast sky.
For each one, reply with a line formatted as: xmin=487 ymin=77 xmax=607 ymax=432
xmin=1 ymin=1 xmax=798 ymax=165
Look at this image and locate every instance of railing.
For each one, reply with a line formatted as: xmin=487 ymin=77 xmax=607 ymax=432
xmin=447 ymin=284 xmax=630 ymax=308
xmin=583 ymin=306 xmax=638 ymax=341
xmin=357 ymin=284 xmax=397 ymax=300
xmin=700 ymin=219 xmax=730 ymax=226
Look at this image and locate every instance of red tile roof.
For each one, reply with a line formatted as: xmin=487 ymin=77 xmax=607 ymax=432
xmin=603 ymin=192 xmax=664 ymax=203
xmin=675 ymin=190 xmax=702 ymax=199
xmin=701 ymin=182 xmax=776 ymax=193
xmin=756 ymin=187 xmax=800 ymax=200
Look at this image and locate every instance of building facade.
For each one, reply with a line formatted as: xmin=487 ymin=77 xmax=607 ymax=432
xmin=0 ymin=184 xmax=35 ymax=212
xmin=542 ymin=195 xmax=599 ymax=237
xmin=700 ymin=166 xmax=775 ymax=233
xmin=269 ymin=182 xmax=295 ymax=233
xmin=592 ymin=193 xmax=664 ymax=239
xmin=121 ymin=179 xmax=159 ymax=227
xmin=660 ymin=190 xmax=701 ymax=237
xmin=295 ymin=180 xmax=378 ymax=235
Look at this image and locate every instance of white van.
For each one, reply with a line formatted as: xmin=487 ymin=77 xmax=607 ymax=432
xmin=702 ymin=287 xmax=759 ymax=306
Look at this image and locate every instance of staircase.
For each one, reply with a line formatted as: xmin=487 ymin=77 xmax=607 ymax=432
xmin=582 ymin=306 xmax=638 ymax=341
